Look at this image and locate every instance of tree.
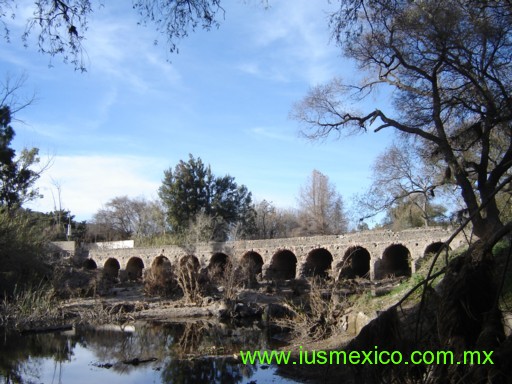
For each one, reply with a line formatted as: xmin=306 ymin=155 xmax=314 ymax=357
xmin=158 ymin=154 xmax=255 ymax=241
xmin=25 ymin=208 xmax=88 ymax=242
xmin=0 ymin=0 xmax=228 ymax=71
xmin=92 ymin=195 xmax=166 ymax=241
xmin=253 ymin=200 xmax=300 ymax=239
xmin=0 ymin=78 xmax=42 ymax=213
xmin=382 ymin=197 xmax=448 ymax=231
xmin=292 ymin=1 xmax=512 ymax=380
xmin=293 ymin=0 xmax=512 ymax=242
xmin=297 ymin=169 xmax=347 ymax=235
xmin=357 ymin=139 xmax=449 ymax=227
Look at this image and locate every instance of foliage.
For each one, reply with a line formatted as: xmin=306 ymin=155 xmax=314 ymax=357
xmin=0 ymin=106 xmax=41 ymax=213
xmin=25 ymin=209 xmax=88 ymax=242
xmin=0 ymin=209 xmax=50 ymax=296
xmin=0 ymin=283 xmax=61 ymax=329
xmin=291 ymin=2 xmax=512 ymax=379
xmin=293 ymin=0 xmax=512 ymax=240
xmin=159 ymin=154 xmax=255 ymax=241
xmin=297 ymin=169 xmax=347 ymax=235
xmin=382 ymin=197 xmax=448 ymax=231
xmin=493 ymin=240 xmax=512 ymax=311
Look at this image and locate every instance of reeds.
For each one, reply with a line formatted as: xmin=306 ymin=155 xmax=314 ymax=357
xmin=0 ymin=283 xmax=62 ymax=329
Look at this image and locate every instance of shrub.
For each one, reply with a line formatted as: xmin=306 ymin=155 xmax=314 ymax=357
xmin=0 ymin=210 xmax=50 ymax=297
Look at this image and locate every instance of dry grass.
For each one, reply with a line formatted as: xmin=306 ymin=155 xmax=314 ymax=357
xmin=143 ymin=257 xmax=176 ymax=297
xmin=73 ymin=299 xmax=137 ymax=326
xmin=0 ymin=283 xmax=63 ymax=330
xmin=206 ymin=258 xmax=243 ymax=301
xmin=276 ymin=277 xmax=348 ymax=342
xmin=175 ymin=256 xmax=202 ymax=304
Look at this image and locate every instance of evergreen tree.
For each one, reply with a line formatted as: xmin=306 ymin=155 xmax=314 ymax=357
xmin=159 ymin=154 xmax=255 ymax=240
xmin=0 ymin=106 xmax=40 ymax=213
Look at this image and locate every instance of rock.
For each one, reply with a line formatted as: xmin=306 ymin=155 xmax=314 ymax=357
xmin=202 ymin=296 xmax=215 ymax=306
xmin=345 ymin=311 xmax=372 ymax=335
xmin=234 ymin=302 xmax=262 ymax=318
xmin=218 ymin=300 xmax=263 ymax=320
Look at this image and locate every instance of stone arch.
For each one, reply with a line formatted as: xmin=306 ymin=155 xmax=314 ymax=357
xmin=208 ymin=252 xmax=229 ymax=271
xmin=241 ymin=251 xmax=264 ymax=275
xmin=103 ymin=258 xmax=120 ymax=280
xmin=417 ymin=242 xmax=451 ymax=270
xmin=241 ymin=251 xmax=264 ymax=287
xmin=151 ymin=255 xmax=172 ymax=271
xmin=378 ymin=244 xmax=412 ymax=279
xmin=267 ymin=250 xmax=297 ymax=280
xmin=83 ymin=258 xmax=97 ymax=270
xmin=147 ymin=255 xmax=173 ymax=293
xmin=177 ymin=255 xmax=201 ymax=294
xmin=338 ymin=246 xmax=370 ymax=279
xmin=303 ymin=248 xmax=333 ymax=278
xmin=424 ymin=242 xmax=449 ymax=257
xmin=180 ymin=255 xmax=200 ymax=271
xmin=126 ymin=257 xmax=144 ymax=280
xmin=208 ymin=253 xmax=230 ymax=281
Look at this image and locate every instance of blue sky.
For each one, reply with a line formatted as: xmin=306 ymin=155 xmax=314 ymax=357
xmin=1 ymin=0 xmax=394 ymax=224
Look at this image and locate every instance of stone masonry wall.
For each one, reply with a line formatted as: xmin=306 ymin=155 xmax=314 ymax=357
xmin=83 ymin=227 xmax=465 ymax=280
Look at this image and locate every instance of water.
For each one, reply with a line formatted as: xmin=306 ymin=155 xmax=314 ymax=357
xmin=0 ymin=321 xmax=300 ymax=384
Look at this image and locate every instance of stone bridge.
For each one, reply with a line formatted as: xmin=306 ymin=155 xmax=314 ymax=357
xmin=80 ymin=227 xmax=465 ymax=282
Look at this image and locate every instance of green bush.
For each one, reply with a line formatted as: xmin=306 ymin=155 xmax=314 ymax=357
xmin=0 ymin=209 xmax=50 ymax=296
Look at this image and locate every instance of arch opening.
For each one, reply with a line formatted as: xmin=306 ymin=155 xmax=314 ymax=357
xmin=268 ymin=250 xmax=297 ymax=280
xmin=303 ymin=248 xmax=333 ymax=278
xmin=151 ymin=255 xmax=172 ymax=272
xmin=241 ymin=251 xmax=264 ymax=275
xmin=379 ymin=244 xmax=411 ymax=279
xmin=180 ymin=255 xmax=200 ymax=271
xmin=126 ymin=257 xmax=144 ymax=281
xmin=83 ymin=258 xmax=97 ymax=270
xmin=338 ymin=246 xmax=370 ymax=279
xmin=241 ymin=251 xmax=264 ymax=287
xmin=103 ymin=258 xmax=120 ymax=280
xmin=208 ymin=252 xmax=230 ymax=278
xmin=424 ymin=242 xmax=448 ymax=257
xmin=178 ymin=255 xmax=201 ymax=295
xmin=417 ymin=242 xmax=451 ymax=270
xmin=147 ymin=255 xmax=173 ymax=295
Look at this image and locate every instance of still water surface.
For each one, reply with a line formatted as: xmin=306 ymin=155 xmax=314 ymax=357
xmin=1 ymin=321 xmax=300 ymax=384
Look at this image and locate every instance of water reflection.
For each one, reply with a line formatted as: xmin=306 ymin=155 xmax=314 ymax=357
xmin=0 ymin=321 xmax=298 ymax=384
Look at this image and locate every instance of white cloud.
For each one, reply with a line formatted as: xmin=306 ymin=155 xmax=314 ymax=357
xmin=25 ymin=154 xmax=163 ymax=220
xmin=240 ymin=0 xmax=341 ymax=85
xmin=81 ymin=6 xmax=183 ymax=92
xmin=248 ymin=126 xmax=296 ymax=142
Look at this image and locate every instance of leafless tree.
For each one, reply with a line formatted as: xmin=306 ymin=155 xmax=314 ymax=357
xmin=92 ymin=195 xmax=166 ymax=241
xmin=357 ymin=139 xmax=450 ymax=227
xmin=292 ymin=0 xmax=512 ymax=241
xmin=297 ymin=169 xmax=347 ymax=235
xmin=253 ymin=199 xmax=301 ymax=239
xmin=292 ymin=1 xmax=512 ymax=380
xmin=1 ymin=0 xmax=228 ymax=71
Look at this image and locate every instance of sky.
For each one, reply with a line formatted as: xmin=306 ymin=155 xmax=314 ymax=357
xmin=0 ymin=0 xmax=395 ymax=225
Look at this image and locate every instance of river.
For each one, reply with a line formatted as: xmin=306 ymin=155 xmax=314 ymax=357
xmin=0 ymin=321 xmax=302 ymax=384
